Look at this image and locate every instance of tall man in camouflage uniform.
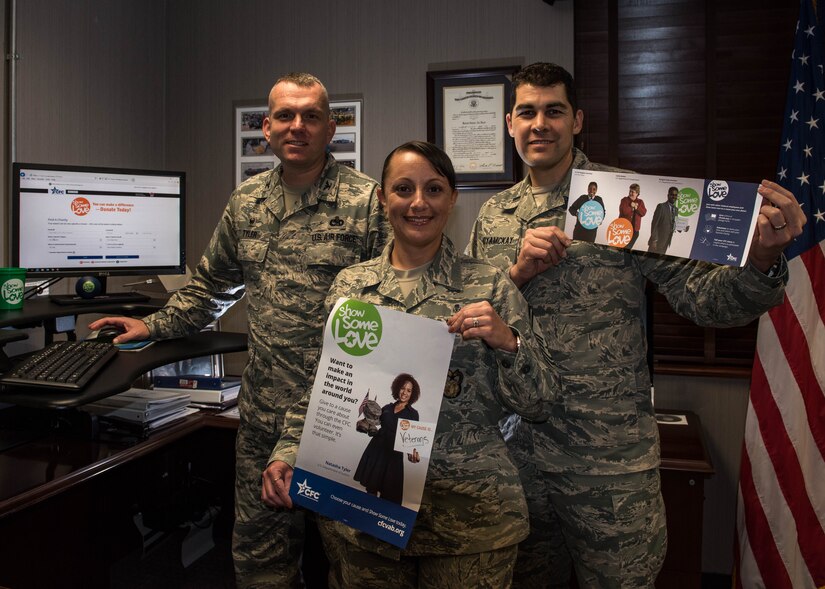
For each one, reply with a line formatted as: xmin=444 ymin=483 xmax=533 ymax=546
xmin=90 ymin=73 xmax=387 ymax=588
xmin=466 ymin=62 xmax=806 ymax=588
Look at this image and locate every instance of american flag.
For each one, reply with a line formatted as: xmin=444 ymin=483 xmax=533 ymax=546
xmin=735 ymin=1 xmax=825 ymax=587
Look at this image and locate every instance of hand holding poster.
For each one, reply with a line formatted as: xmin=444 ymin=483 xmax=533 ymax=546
xmin=568 ymin=169 xmax=762 ymax=266
xmin=289 ymin=298 xmax=454 ymax=549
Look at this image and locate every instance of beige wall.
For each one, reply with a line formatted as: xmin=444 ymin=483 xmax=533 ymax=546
xmin=162 ymin=0 xmax=575 ymax=360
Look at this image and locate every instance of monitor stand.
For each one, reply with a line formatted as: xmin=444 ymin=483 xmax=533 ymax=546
xmin=49 ymin=277 xmax=150 ymax=305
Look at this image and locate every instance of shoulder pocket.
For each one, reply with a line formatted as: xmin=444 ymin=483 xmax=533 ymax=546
xmin=238 ymin=237 xmax=269 ymax=263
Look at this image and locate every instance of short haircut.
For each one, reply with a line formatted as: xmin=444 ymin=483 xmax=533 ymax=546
xmin=630 ymin=183 xmax=641 ymax=194
xmin=588 ymin=181 xmax=598 ymax=190
xmin=511 ymin=62 xmax=578 ymax=112
xmin=270 ymin=72 xmax=330 ymax=116
xmin=381 ymin=141 xmax=456 ymax=191
xmin=668 ymin=186 xmax=679 ymax=194
xmin=391 ymin=373 xmax=421 ymax=405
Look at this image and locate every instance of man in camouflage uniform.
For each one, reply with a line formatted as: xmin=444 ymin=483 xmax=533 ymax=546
xmin=262 ymin=141 xmax=555 ymax=588
xmin=90 ymin=73 xmax=387 ymax=588
xmin=466 ymin=63 xmax=806 ymax=588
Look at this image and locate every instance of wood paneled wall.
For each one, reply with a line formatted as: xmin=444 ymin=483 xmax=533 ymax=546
xmin=575 ymin=0 xmax=798 ymax=373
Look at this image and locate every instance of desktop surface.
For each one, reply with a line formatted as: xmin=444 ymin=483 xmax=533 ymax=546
xmin=0 ymin=296 xmax=248 ymax=409
xmin=0 ymin=332 xmax=248 ymax=409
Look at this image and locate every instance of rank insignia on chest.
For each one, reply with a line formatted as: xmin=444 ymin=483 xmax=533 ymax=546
xmin=444 ymin=369 xmax=464 ymax=399
xmin=330 ymin=216 xmax=345 ymax=227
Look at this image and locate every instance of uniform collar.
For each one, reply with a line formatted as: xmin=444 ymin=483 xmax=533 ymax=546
xmin=262 ymin=154 xmax=340 ymax=217
xmin=372 ymin=236 xmax=464 ymax=308
xmin=507 ymin=148 xmax=592 ymax=222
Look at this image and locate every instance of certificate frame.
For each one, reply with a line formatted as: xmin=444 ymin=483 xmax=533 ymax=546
xmin=234 ymin=96 xmax=364 ymax=186
xmin=427 ymin=66 xmax=521 ymax=189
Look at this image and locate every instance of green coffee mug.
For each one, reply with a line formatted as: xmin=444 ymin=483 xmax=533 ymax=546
xmin=0 ymin=267 xmax=26 ymax=310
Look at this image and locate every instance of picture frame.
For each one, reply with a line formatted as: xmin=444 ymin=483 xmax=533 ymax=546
xmin=427 ymin=66 xmax=521 ymax=189
xmin=234 ymin=97 xmax=364 ymax=186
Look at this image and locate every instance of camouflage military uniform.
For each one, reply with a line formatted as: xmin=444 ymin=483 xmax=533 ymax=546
xmin=467 ymin=148 xmax=787 ymax=588
xmin=142 ymin=155 xmax=387 ymax=588
xmin=270 ymin=236 xmax=555 ymax=587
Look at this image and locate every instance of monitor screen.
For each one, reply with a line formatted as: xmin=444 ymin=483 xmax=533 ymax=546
xmin=12 ymin=162 xmax=186 ymax=279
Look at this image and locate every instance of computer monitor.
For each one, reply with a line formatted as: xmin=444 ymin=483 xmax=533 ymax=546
xmin=11 ymin=162 xmax=186 ymax=302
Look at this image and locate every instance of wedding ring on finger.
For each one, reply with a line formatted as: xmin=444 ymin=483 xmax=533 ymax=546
xmin=472 ymin=317 xmax=479 ymax=329
xmin=772 ymin=222 xmax=788 ymax=231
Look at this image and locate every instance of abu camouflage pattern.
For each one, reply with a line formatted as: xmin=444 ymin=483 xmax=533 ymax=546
xmin=142 ymin=155 xmax=387 ymax=587
xmin=322 ymin=533 xmax=519 ymax=588
xmin=143 ymin=155 xmax=387 ymax=432
xmin=467 ymin=148 xmax=787 ymax=476
xmin=271 ymin=236 xmax=555 ymax=559
xmin=509 ymin=451 xmax=667 ymax=588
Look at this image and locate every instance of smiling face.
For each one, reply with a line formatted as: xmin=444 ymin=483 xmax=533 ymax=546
xmin=378 ymin=150 xmax=458 ymax=268
xmin=588 ymin=182 xmax=598 ymax=197
xmin=262 ymin=81 xmax=335 ymax=176
xmin=506 ymin=83 xmax=583 ymax=187
xmin=398 ymin=381 xmax=413 ymax=403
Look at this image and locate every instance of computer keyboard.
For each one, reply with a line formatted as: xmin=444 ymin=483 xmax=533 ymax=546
xmin=0 ymin=340 xmax=118 ymax=391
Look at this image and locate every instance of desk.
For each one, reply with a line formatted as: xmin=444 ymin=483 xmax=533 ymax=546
xmin=0 ymin=297 xmax=248 ymax=408
xmin=0 ymin=410 xmax=714 ymax=589
xmin=657 ymin=411 xmax=714 ymax=589
xmin=0 ymin=412 xmax=239 ymax=589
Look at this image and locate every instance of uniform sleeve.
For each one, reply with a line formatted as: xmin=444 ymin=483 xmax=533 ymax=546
xmin=639 ymin=253 xmax=787 ymax=327
xmin=365 ymin=184 xmax=390 ymax=261
xmin=268 ymin=363 xmax=317 ymax=467
xmin=143 ymin=198 xmax=246 ymax=339
xmin=268 ymin=276 xmax=347 ymax=466
xmin=465 ymin=215 xmax=483 ymax=258
xmin=489 ymin=271 xmax=556 ymax=421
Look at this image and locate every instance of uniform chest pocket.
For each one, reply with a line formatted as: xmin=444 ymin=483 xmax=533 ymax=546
xmin=304 ymin=241 xmax=360 ymax=270
xmin=238 ymin=237 xmax=270 ymax=263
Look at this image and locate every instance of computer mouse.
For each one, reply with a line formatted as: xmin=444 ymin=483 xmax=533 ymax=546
xmin=93 ymin=326 xmax=126 ymax=343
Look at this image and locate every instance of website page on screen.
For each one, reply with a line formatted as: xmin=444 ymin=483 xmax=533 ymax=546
xmin=17 ymin=168 xmax=182 ymax=272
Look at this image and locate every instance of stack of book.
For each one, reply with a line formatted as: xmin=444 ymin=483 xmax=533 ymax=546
xmin=82 ymin=388 xmax=197 ymax=438
xmin=151 ymin=375 xmax=241 ymax=410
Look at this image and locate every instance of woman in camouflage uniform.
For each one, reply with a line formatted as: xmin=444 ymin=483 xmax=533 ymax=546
xmin=263 ymin=141 xmax=555 ymax=588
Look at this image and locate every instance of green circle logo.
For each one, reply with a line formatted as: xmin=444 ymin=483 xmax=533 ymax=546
xmin=331 ymin=299 xmax=382 ymax=356
xmin=81 ymin=280 xmax=97 ymax=293
xmin=1 ymin=279 xmax=24 ymax=305
xmin=677 ymin=188 xmax=700 ymax=217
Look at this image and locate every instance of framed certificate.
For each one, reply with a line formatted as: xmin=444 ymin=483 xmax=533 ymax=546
xmin=427 ymin=66 xmax=521 ymax=189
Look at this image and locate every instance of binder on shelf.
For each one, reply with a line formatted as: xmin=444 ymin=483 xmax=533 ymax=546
xmin=97 ymin=406 xmax=200 ymax=440
xmin=152 ymin=383 xmax=239 ymax=406
xmin=151 ymin=375 xmax=241 ymax=390
xmin=82 ymin=388 xmax=191 ymax=423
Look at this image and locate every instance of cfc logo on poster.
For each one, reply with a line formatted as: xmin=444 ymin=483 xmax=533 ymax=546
xmin=296 ymin=479 xmax=320 ymax=502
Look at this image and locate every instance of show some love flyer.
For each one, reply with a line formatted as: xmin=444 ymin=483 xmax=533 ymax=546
xmin=289 ymin=298 xmax=454 ymax=548
xmin=567 ymin=169 xmax=762 ymax=266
